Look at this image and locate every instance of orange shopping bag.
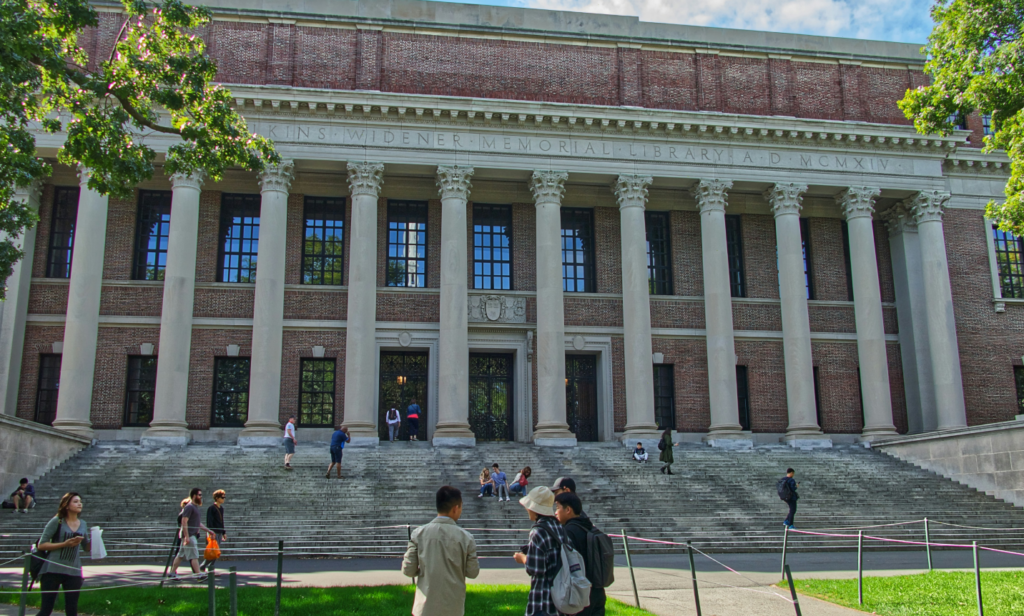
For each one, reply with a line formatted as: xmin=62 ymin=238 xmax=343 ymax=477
xmin=204 ymin=534 xmax=221 ymax=561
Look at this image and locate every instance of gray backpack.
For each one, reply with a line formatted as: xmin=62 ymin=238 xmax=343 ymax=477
xmin=551 ymin=531 xmax=592 ymax=615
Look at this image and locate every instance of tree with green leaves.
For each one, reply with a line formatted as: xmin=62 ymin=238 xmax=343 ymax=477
xmin=899 ymin=0 xmax=1018 ymax=231
xmin=0 ymin=0 xmax=277 ymax=298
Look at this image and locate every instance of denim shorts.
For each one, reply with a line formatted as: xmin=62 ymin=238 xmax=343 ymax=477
xmin=330 ymin=446 xmax=343 ymax=464
xmin=283 ymin=438 xmax=295 ymax=454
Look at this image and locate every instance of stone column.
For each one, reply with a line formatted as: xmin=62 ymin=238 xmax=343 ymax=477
xmin=0 ymin=182 xmax=41 ymax=415
xmin=692 ymin=180 xmax=750 ymax=448
xmin=882 ymin=204 xmax=934 ymax=434
xmin=837 ymin=187 xmax=897 ymax=442
xmin=238 ymin=160 xmax=294 ymax=446
xmin=910 ymin=191 xmax=968 ymax=430
xmin=52 ymin=169 xmax=109 ymax=438
xmin=614 ymin=174 xmax=662 ymax=447
xmin=433 ymin=165 xmax=476 ymax=447
xmin=143 ymin=171 xmax=204 ymax=446
xmin=342 ymin=162 xmax=385 ymax=446
xmin=766 ymin=183 xmax=829 ymax=448
xmin=531 ymin=170 xmax=576 ymax=447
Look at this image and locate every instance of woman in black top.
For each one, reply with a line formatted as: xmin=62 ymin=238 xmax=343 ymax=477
xmin=201 ymin=490 xmax=226 ymax=572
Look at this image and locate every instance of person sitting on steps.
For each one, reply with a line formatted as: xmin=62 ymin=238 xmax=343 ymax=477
xmin=632 ymin=442 xmax=648 ymax=463
xmin=490 ymin=464 xmax=510 ymax=502
xmin=478 ymin=468 xmax=493 ymax=498
xmin=509 ymin=466 xmax=531 ymax=497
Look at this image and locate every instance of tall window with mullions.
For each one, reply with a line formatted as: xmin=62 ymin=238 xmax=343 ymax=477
xmin=387 ymin=201 xmax=428 ymax=287
xmin=645 ymin=212 xmax=673 ymax=295
xmin=299 ymin=359 xmax=335 ymax=426
xmin=34 ymin=354 xmax=61 ymax=426
xmin=473 ymin=204 xmax=512 ymax=290
xmin=211 ymin=357 xmax=250 ymax=426
xmin=218 ymin=194 xmax=261 ymax=283
xmin=800 ymin=217 xmax=815 ymax=300
xmin=561 ymin=208 xmax=595 ymax=293
xmin=725 ymin=215 xmax=745 ymax=298
xmin=133 ymin=190 xmax=172 ymax=281
xmin=994 ymin=226 xmax=1024 ymax=299
xmin=46 ymin=187 xmax=79 ymax=279
xmin=123 ymin=356 xmax=157 ymax=426
xmin=302 ymin=197 xmax=345 ymax=285
xmin=652 ymin=364 xmax=676 ymax=430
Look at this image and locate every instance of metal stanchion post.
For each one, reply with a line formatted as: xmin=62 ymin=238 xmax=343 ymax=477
xmin=207 ymin=570 xmax=216 ymax=616
xmin=621 ymin=530 xmax=640 ymax=609
xmin=229 ymin=567 xmax=238 ymax=616
xmin=687 ymin=540 xmax=702 ymax=616
xmin=18 ymin=554 xmax=30 ymax=616
xmin=973 ymin=541 xmax=983 ymax=616
xmin=857 ymin=531 xmax=864 ymax=605
xmin=160 ymin=534 xmax=180 ymax=588
xmin=275 ymin=540 xmax=284 ymax=616
xmin=924 ymin=518 xmax=933 ymax=571
xmin=784 ymin=564 xmax=803 ymax=616
xmin=407 ymin=525 xmax=416 ymax=586
xmin=780 ymin=525 xmax=789 ymax=580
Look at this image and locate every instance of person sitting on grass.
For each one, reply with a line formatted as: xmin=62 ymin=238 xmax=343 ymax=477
xmin=402 ymin=486 xmax=480 ymax=616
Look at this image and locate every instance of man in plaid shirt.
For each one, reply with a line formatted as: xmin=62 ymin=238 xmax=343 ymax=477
xmin=513 ymin=486 xmax=566 ymax=616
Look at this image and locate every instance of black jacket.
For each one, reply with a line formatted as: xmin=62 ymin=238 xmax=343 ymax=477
xmin=564 ymin=515 xmax=599 ymax=586
xmin=207 ymin=504 xmax=225 ymax=533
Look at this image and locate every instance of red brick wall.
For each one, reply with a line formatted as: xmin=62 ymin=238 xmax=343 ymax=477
xmin=27 ymin=283 xmax=68 ymax=315
xmin=376 ymin=292 xmax=439 ymax=322
xmin=185 ymin=329 xmax=253 ymax=429
xmin=294 ymin=26 xmax=358 ymax=90
xmin=736 ymin=340 xmax=789 ymax=432
xmin=512 ymin=203 xmax=536 ymax=292
xmin=741 ymin=214 xmax=780 ymax=299
xmin=284 ymin=193 xmax=304 ymax=285
xmin=594 ymin=207 xmax=622 ymax=294
xmin=193 ymin=288 xmax=255 ymax=319
xmin=284 ymin=289 xmax=347 ymax=321
xmin=808 ymin=218 xmax=849 ymax=301
xmin=564 ymin=298 xmax=623 ymax=328
xmin=90 ymin=327 xmax=161 ymax=429
xmin=16 ymin=326 xmax=65 ymax=421
xmin=652 ymin=338 xmax=710 ymax=432
xmin=651 ymin=299 xmax=705 ymax=329
xmin=733 ymin=303 xmax=782 ymax=331
xmin=811 ymin=341 xmax=863 ymax=433
xmin=670 ymin=211 xmax=703 ymax=297
xmin=99 ymin=286 xmax=163 ymax=317
xmin=279 ymin=331 xmax=347 ymax=427
xmin=611 ymin=337 xmax=626 ymax=432
xmin=101 ymin=192 xmax=137 ymax=280
xmin=196 ymin=190 xmax=224 ymax=283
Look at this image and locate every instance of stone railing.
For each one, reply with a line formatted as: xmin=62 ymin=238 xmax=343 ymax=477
xmin=0 ymin=414 xmax=91 ymax=501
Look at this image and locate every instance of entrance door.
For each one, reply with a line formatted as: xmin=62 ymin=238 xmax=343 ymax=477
xmin=566 ymin=355 xmax=598 ymax=442
xmin=653 ymin=364 xmax=676 ymax=431
xmin=379 ymin=351 xmax=429 ymax=441
xmin=469 ymin=353 xmax=514 ymax=441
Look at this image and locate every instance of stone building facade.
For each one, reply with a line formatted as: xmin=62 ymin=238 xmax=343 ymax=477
xmin=0 ymin=0 xmax=1013 ymax=447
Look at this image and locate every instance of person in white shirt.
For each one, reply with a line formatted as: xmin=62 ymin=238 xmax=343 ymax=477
xmin=386 ymin=407 xmax=401 ymax=442
xmin=283 ymin=417 xmax=297 ymax=470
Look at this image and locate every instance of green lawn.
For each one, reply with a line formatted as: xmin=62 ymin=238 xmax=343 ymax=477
xmin=2 ymin=583 xmax=653 ymax=616
xmin=795 ymin=570 xmax=1024 ymax=616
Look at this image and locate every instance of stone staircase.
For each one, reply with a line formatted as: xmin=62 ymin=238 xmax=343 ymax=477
xmin=1 ymin=441 xmax=1022 ymax=562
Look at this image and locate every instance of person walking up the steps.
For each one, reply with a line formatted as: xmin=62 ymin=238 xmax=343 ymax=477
xmin=658 ymin=428 xmax=677 ymax=475
xmin=35 ymin=492 xmax=91 ymax=616
xmin=387 ymin=407 xmax=401 ymax=442
xmin=779 ymin=468 xmax=799 ymax=529
xmin=491 ymin=464 xmax=510 ymax=501
xmin=283 ymin=416 xmax=297 ymax=470
xmin=327 ymin=426 xmax=349 ymax=478
xmin=407 ymin=399 xmax=421 ymax=441
xmin=200 ymin=490 xmax=227 ymax=572
xmin=402 ymin=486 xmax=480 ymax=616
xmin=509 ymin=466 xmax=531 ymax=498
xmin=478 ymin=467 xmax=493 ymax=498
xmin=170 ymin=488 xmax=210 ymax=582
xmin=513 ymin=486 xmax=567 ymax=616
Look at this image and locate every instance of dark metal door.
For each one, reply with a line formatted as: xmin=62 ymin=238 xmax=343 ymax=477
xmin=469 ymin=353 xmax=514 ymax=441
xmin=653 ymin=364 xmax=676 ymax=431
xmin=379 ymin=351 xmax=429 ymax=441
xmin=566 ymin=355 xmax=598 ymax=442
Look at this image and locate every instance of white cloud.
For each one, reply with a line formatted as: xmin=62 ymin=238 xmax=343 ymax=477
xmin=518 ymin=0 xmax=934 ymax=43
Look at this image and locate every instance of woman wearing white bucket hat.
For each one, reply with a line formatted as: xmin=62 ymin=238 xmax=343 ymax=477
xmin=513 ymin=486 xmax=568 ymax=616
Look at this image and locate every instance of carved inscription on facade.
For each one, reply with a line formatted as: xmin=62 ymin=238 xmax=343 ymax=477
xmin=468 ymin=295 xmax=526 ymax=323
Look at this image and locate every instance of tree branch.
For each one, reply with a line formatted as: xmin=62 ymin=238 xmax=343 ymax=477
xmin=62 ymin=67 xmax=181 ymax=136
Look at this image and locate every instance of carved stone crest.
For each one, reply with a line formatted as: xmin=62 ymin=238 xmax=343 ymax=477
xmin=468 ymin=295 xmax=526 ymax=323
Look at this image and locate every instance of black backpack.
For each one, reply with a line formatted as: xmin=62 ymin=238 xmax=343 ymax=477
xmin=29 ymin=520 xmax=62 ymax=586
xmin=657 ymin=440 xmax=665 ymax=451
xmin=777 ymin=477 xmax=793 ymax=501
xmin=584 ymin=525 xmax=615 ymax=588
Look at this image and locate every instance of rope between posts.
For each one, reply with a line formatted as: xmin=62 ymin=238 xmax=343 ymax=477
xmin=786 ymin=529 xmax=1024 ymax=559
xmin=931 ymin=520 xmax=1024 ymax=532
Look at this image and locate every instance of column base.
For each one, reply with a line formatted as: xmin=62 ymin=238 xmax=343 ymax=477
xmin=533 ymin=422 xmax=576 ymax=447
xmin=51 ymin=419 xmax=94 ymax=440
xmin=432 ymin=422 xmax=476 ymax=448
xmin=621 ymin=426 xmax=663 ymax=451
xmin=858 ymin=426 xmax=898 ymax=445
xmin=704 ymin=430 xmax=754 ymax=450
xmin=141 ymin=421 xmax=191 ymax=447
xmin=783 ymin=428 xmax=833 ymax=449
xmin=237 ymin=436 xmax=282 ymax=447
xmin=347 ymin=436 xmax=380 ymax=448
xmin=433 ymin=436 xmax=477 ymax=448
xmin=237 ymin=419 xmax=283 ymax=447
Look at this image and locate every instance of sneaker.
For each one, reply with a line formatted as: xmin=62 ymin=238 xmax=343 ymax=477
xmin=195 ymin=575 xmax=208 ymax=583
xmin=167 ymin=574 xmax=181 ymax=582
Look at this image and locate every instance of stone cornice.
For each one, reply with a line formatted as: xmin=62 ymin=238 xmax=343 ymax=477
xmin=691 ymin=179 xmax=732 ymax=214
xmin=613 ymin=175 xmax=653 ymax=210
xmin=436 ymin=165 xmax=474 ymax=201
xmin=224 ymin=85 xmax=969 ymax=157
xmin=765 ymin=182 xmax=808 ymax=217
xmin=530 ymin=170 xmax=568 ymax=206
xmin=346 ymin=162 xmax=385 ymax=197
xmin=944 ymin=150 xmax=1011 ymax=177
xmin=836 ymin=186 xmax=880 ymax=221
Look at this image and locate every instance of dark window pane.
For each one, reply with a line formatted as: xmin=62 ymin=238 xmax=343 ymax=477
xmin=725 ymin=215 xmax=745 ymax=298
xmin=387 ymin=201 xmax=428 ymax=287
xmin=133 ymin=191 xmax=173 ymax=281
xmin=46 ymin=187 xmax=79 ymax=278
xmin=302 ymin=197 xmax=345 ymax=285
xmin=218 ymin=194 xmax=261 ymax=283
xmin=299 ymin=359 xmax=335 ymax=426
xmin=812 ymin=366 xmax=823 ymax=429
xmin=211 ymin=358 xmax=250 ymax=426
xmin=1015 ymin=366 xmax=1024 ymax=415
xmin=736 ymin=365 xmax=750 ymax=431
xmin=473 ymin=204 xmax=512 ymax=291
xmin=561 ymin=208 xmax=595 ymax=293
xmin=982 ymin=114 xmax=994 ymax=137
xmin=653 ymin=364 xmax=676 ymax=430
xmin=124 ymin=356 xmax=158 ymax=426
xmin=994 ymin=226 xmax=1024 ymax=299
xmin=645 ymin=212 xmax=673 ymax=295
xmin=800 ymin=218 xmax=814 ymax=300
xmin=35 ymin=354 xmax=61 ymax=426
xmin=841 ymin=221 xmax=854 ymax=301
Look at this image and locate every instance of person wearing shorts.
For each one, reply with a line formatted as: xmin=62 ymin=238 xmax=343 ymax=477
xmin=327 ymin=426 xmax=349 ymax=479
xmin=283 ymin=417 xmax=297 ymax=470
xmin=170 ymin=488 xmax=209 ymax=582
xmin=406 ymin=400 xmax=421 ymax=442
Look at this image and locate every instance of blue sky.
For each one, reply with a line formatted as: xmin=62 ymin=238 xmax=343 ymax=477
xmin=430 ymin=0 xmax=936 ymax=44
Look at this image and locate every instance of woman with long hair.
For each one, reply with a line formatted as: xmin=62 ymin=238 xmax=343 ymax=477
xmin=658 ymin=428 xmax=677 ymax=475
xmin=509 ymin=466 xmax=532 ymax=497
xmin=477 ymin=467 xmax=493 ymax=498
xmin=36 ymin=492 xmax=90 ymax=616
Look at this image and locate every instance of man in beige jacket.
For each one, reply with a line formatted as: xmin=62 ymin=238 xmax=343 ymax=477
xmin=402 ymin=486 xmax=480 ymax=616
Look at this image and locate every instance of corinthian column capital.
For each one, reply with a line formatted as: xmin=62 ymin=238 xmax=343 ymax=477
xmin=765 ymin=182 xmax=808 ymax=217
xmin=836 ymin=186 xmax=880 ymax=221
xmin=530 ymin=170 xmax=569 ymax=206
xmin=346 ymin=162 xmax=385 ymax=198
xmin=13 ymin=179 xmax=43 ymax=205
xmin=909 ymin=190 xmax=951 ymax=224
xmin=170 ymin=170 xmax=206 ymax=191
xmin=259 ymin=159 xmax=295 ymax=194
xmin=691 ymin=179 xmax=733 ymax=214
xmin=436 ymin=165 xmax=474 ymax=201
xmin=881 ymin=202 xmax=917 ymax=237
xmin=612 ymin=174 xmax=653 ymax=210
